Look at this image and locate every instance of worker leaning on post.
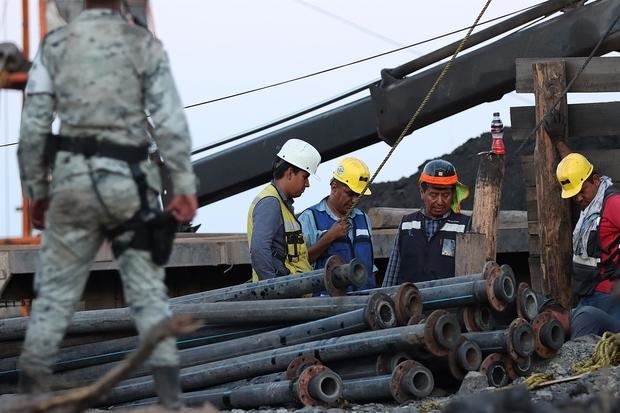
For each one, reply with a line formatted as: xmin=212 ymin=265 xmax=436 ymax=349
xmin=16 ymin=0 xmax=197 ymax=409
xmin=247 ymin=138 xmax=321 ymax=281
xmin=298 ymin=157 xmax=377 ymax=291
xmin=556 ymin=151 xmax=620 ymax=318
xmin=382 ymin=159 xmax=470 ymax=286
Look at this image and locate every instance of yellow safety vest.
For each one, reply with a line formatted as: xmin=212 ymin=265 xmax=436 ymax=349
xmin=247 ymin=183 xmax=312 ymax=282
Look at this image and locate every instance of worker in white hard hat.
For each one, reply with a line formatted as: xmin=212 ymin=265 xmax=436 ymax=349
xmin=298 ymin=157 xmax=377 ymax=291
xmin=247 ymin=138 xmax=321 ymax=281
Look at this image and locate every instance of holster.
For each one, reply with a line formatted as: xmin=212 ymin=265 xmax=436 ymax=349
xmin=146 ymin=210 xmax=178 ymax=266
xmin=108 ymin=162 xmax=178 ymax=266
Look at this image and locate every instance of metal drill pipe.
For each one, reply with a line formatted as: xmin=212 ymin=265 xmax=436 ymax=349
xmin=413 ymin=338 xmax=482 ymax=386
xmin=58 ymin=294 xmax=397 ymax=384
xmin=330 ymin=352 xmax=412 ymax=380
xmin=531 ymin=311 xmax=565 ymax=359
xmin=0 ymin=323 xmax=283 ymax=386
xmin=171 ymin=256 xmax=367 ymax=304
xmin=341 ymin=361 xmax=434 ymax=403
xmin=99 ymin=310 xmax=460 ymax=405
xmin=464 ymin=318 xmax=535 ymax=361
xmin=479 ymin=353 xmax=510 ymax=388
xmin=351 ymin=262 xmax=518 ymax=296
xmin=0 ymin=294 xmax=383 ymax=340
xmin=420 ymin=276 xmax=514 ymax=312
xmin=350 ymin=273 xmax=485 ymax=296
xmin=121 ymin=366 xmax=343 ymax=410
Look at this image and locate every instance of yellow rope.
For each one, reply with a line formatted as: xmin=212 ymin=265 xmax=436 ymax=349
xmin=419 ymin=400 xmax=444 ymax=413
xmin=524 ymin=372 xmax=554 ymax=389
xmin=523 ymin=332 xmax=620 ymax=389
xmin=342 ymin=0 xmax=493 ymax=218
xmin=573 ymin=332 xmax=620 ymax=375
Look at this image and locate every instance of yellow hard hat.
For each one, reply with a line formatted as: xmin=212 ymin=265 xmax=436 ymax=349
xmin=556 ymin=153 xmax=593 ymax=199
xmin=333 ymin=157 xmax=372 ymax=195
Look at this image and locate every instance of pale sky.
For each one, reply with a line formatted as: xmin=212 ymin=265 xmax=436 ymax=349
xmin=1 ymin=0 xmax=617 ymax=236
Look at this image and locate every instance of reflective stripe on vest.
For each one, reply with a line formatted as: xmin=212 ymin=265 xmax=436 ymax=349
xmin=247 ymin=183 xmax=311 ymax=282
xmin=440 ymin=222 xmax=467 ymax=233
xmin=401 ymin=220 xmax=422 ymax=231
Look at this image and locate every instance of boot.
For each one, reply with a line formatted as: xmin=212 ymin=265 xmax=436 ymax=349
xmin=17 ymin=368 xmax=51 ymax=395
xmin=152 ymin=365 xmax=183 ymax=410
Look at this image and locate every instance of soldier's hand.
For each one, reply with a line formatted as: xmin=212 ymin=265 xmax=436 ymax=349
xmin=31 ymin=199 xmax=49 ymax=230
xmin=166 ymin=194 xmax=198 ymax=222
xmin=327 ymin=220 xmax=350 ymax=241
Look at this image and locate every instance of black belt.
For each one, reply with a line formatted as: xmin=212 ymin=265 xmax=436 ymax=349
xmin=53 ymin=135 xmax=149 ymax=163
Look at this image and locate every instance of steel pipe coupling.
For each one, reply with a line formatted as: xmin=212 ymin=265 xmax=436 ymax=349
xmin=390 ymin=360 xmax=434 ymax=402
xmin=324 ymin=256 xmax=367 ymax=296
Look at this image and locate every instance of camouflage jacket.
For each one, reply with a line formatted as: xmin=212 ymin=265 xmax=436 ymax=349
xmin=18 ymin=8 xmax=196 ymax=200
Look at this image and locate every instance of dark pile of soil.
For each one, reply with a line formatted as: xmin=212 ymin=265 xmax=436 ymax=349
xmin=358 ymin=129 xmax=620 ymax=212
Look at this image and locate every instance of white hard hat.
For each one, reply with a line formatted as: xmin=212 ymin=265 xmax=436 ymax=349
xmin=276 ymin=138 xmax=321 ymax=176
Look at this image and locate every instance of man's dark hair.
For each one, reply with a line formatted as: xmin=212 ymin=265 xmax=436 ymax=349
xmin=585 ymin=170 xmax=601 ymax=184
xmin=273 ymin=158 xmax=302 ymax=180
xmin=420 ymin=182 xmax=455 ymax=192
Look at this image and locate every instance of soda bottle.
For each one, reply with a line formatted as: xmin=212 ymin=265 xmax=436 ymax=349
xmin=490 ymin=112 xmax=505 ymax=155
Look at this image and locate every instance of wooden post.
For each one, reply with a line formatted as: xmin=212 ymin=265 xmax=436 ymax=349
xmin=471 ymin=153 xmax=506 ymax=261
xmin=455 ymin=153 xmax=505 ymax=275
xmin=532 ymin=61 xmax=572 ymax=307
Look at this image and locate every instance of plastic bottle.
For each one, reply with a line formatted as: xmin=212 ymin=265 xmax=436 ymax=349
xmin=490 ymin=112 xmax=505 ymax=155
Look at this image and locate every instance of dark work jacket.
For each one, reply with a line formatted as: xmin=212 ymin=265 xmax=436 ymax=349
xmin=308 ymin=206 xmax=375 ymax=290
xmin=572 ymin=186 xmax=620 ymax=297
xmin=396 ymin=210 xmax=470 ymax=283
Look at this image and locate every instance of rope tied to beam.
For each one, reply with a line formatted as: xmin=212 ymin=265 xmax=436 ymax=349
xmin=342 ymin=0 xmax=494 ymax=219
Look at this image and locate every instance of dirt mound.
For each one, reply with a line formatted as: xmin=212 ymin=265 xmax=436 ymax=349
xmin=358 ymin=130 xmax=620 ymax=212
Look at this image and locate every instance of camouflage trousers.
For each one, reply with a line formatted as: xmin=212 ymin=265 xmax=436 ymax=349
xmin=18 ymin=170 xmax=178 ymax=374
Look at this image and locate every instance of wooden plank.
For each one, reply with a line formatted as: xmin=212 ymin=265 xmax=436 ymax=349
xmin=533 ymin=61 xmax=573 ymax=307
xmin=455 ymin=233 xmax=487 ymax=276
xmin=510 ymin=102 xmax=620 ymax=140
xmin=516 ymin=57 xmax=620 ymax=93
xmin=470 ymin=154 xmax=505 ymax=263
xmin=367 ymin=208 xmax=526 ymax=230
xmin=528 ymin=255 xmax=544 ymax=294
xmin=522 ymin=151 xmax=620 ymax=186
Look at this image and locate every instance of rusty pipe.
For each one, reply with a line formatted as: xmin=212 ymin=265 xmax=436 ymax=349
xmin=341 ymin=360 xmax=434 ymax=403
xmin=464 ymin=318 xmax=535 ymax=361
xmin=352 ymin=262 xmax=516 ymax=297
xmin=171 ymin=256 xmax=367 ymax=304
xmin=56 ymin=294 xmax=397 ymax=384
xmin=479 ymin=353 xmax=510 ymax=388
xmin=531 ymin=311 xmax=565 ymax=359
xmin=461 ymin=304 xmax=497 ymax=332
xmin=99 ymin=310 xmax=460 ymax=406
xmin=0 ymin=324 xmax=284 ymax=383
xmin=0 ymin=292 xmax=388 ymax=340
xmin=123 ymin=365 xmax=343 ymax=409
xmin=516 ymin=283 xmax=539 ymax=321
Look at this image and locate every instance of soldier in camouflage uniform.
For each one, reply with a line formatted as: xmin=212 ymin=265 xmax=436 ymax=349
xmin=16 ymin=0 xmax=197 ymax=408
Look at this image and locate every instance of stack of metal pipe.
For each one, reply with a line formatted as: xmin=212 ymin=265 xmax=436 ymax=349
xmin=0 ymin=257 xmax=566 ymax=408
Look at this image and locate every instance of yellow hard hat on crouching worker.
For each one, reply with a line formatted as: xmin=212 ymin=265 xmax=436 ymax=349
xmin=556 ymin=153 xmax=594 ymax=199
xmin=333 ymin=157 xmax=372 ymax=195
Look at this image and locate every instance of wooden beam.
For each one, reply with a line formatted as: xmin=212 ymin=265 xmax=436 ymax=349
xmin=455 ymin=233 xmax=487 ymax=276
xmin=532 ymin=61 xmax=573 ymax=307
xmin=470 ymin=154 xmax=506 ymax=262
xmin=368 ymin=208 xmax=525 ymax=230
xmin=510 ymin=101 xmax=620 ymax=140
xmin=522 ymin=150 xmax=620 ymax=186
xmin=516 ymin=57 xmax=620 ymax=93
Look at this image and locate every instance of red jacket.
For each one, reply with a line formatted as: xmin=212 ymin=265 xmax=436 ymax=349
xmin=594 ymin=195 xmax=620 ymax=293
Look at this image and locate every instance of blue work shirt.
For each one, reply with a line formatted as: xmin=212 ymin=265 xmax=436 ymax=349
xmin=298 ymin=198 xmax=377 ymax=273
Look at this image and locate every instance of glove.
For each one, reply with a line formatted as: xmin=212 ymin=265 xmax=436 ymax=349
xmin=543 ymin=109 xmax=566 ymax=140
